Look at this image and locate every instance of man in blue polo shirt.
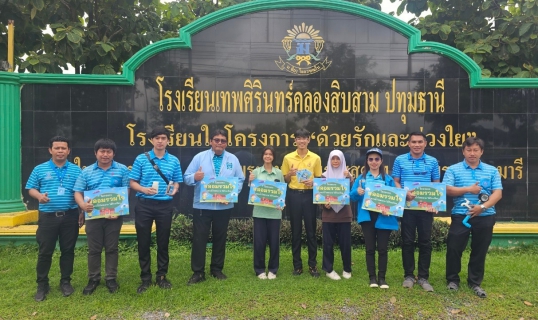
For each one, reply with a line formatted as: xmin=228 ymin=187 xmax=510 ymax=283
xmin=74 ymin=139 xmax=130 ymax=295
xmin=26 ymin=136 xmax=82 ymax=302
xmin=129 ymin=127 xmax=183 ymax=293
xmin=184 ymin=128 xmax=245 ymax=285
xmin=392 ymin=131 xmax=440 ymax=292
xmin=442 ymin=137 xmax=502 ymax=298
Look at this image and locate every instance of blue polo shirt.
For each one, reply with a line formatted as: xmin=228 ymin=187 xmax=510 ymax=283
xmin=73 ymin=161 xmax=130 ymax=192
xmin=26 ymin=159 xmax=82 ymax=212
xmin=392 ymin=152 xmax=440 ymax=188
xmin=442 ymin=160 xmax=503 ymax=216
xmin=129 ymin=150 xmax=183 ymax=201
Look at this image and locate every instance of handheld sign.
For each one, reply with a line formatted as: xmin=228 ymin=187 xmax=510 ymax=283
xmin=313 ymin=178 xmax=350 ymax=205
xmin=200 ymin=177 xmax=240 ymax=203
xmin=83 ymin=187 xmax=129 ymax=220
xmin=248 ymin=180 xmax=287 ymax=209
xmin=404 ymin=182 xmax=447 ymax=212
xmin=362 ymin=182 xmax=406 ymax=217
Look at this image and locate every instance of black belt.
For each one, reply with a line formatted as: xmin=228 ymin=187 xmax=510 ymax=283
xmin=288 ymin=189 xmax=313 ymax=194
xmin=39 ymin=208 xmax=78 ymax=217
xmin=138 ymin=198 xmax=172 ymax=205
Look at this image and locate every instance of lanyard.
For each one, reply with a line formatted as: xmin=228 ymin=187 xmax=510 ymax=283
xmin=49 ymin=159 xmax=67 ymax=186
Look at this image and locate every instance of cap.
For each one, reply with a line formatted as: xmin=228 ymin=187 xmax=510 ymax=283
xmin=366 ymin=148 xmax=383 ymax=158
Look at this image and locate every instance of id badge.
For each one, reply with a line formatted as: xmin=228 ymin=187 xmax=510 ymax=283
xmin=57 ymin=186 xmax=66 ymax=195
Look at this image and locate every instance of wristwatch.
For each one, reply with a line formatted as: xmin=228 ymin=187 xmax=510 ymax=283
xmin=480 ymin=204 xmax=487 ymax=212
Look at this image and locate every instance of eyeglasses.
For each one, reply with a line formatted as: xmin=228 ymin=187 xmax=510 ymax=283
xmin=212 ymin=138 xmax=227 ymax=145
xmin=368 ymin=157 xmax=381 ymax=162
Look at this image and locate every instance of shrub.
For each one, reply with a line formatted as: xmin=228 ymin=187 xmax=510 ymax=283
xmin=169 ymin=214 xmax=450 ymax=250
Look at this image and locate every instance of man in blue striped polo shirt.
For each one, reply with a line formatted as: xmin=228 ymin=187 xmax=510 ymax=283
xmin=392 ymin=131 xmax=440 ymax=292
xmin=74 ymin=139 xmax=130 ymax=295
xmin=26 ymin=136 xmax=83 ymax=301
xmin=442 ymin=137 xmax=502 ymax=298
xmin=184 ymin=128 xmax=245 ymax=285
xmin=129 ymin=127 xmax=183 ymax=293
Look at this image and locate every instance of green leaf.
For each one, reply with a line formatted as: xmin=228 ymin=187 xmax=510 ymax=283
xmin=519 ymin=23 xmax=533 ymax=36
xmin=28 ymin=58 xmax=40 ymax=65
xmin=33 ymin=64 xmax=47 ymax=73
xmin=30 ymin=7 xmax=37 ymax=20
xmin=481 ymin=69 xmax=491 ymax=78
xmin=473 ymin=54 xmax=483 ymax=64
xmin=67 ymin=32 xmax=82 ymax=44
xmin=439 ymin=32 xmax=448 ymax=40
xmin=54 ymin=31 xmax=67 ymax=41
xmin=482 ymin=0 xmax=492 ymax=10
xmin=440 ymin=24 xmax=451 ymax=34
xmin=123 ymin=42 xmax=132 ymax=52
xmin=32 ymin=0 xmax=45 ymax=10
xmin=50 ymin=23 xmax=64 ymax=29
xmin=508 ymin=43 xmax=520 ymax=53
xmin=100 ymin=43 xmax=114 ymax=53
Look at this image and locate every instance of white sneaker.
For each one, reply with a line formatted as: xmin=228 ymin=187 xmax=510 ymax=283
xmin=267 ymin=272 xmax=277 ymax=280
xmin=257 ymin=273 xmax=267 ymax=280
xmin=326 ymin=271 xmax=341 ymax=280
xmin=342 ymin=271 xmax=352 ymax=279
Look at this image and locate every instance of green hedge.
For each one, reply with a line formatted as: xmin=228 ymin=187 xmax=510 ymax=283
xmin=171 ymin=215 xmax=450 ymax=250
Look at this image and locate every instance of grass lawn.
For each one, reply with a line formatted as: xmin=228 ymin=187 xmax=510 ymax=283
xmin=0 ymin=243 xmax=537 ymax=319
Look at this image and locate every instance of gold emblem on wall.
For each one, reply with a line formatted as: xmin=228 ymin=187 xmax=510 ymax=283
xmin=275 ymin=22 xmax=332 ymax=75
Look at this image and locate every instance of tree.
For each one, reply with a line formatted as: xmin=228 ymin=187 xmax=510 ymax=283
xmin=392 ymin=0 xmax=538 ymax=78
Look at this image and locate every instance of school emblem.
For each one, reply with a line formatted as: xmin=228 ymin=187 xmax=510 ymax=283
xmin=226 ymin=162 xmax=233 ymax=170
xmin=275 ymin=22 xmax=332 ymax=75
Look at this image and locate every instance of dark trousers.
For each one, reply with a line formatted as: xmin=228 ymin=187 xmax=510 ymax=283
xmin=135 ymin=199 xmax=173 ymax=281
xmin=253 ymin=218 xmax=281 ymax=275
xmin=36 ymin=209 xmax=79 ymax=285
xmin=446 ymin=214 xmax=495 ymax=287
xmin=322 ymin=222 xmax=352 ymax=273
xmin=191 ymin=209 xmax=231 ymax=274
xmin=401 ymin=209 xmax=433 ymax=279
xmin=361 ymin=212 xmax=392 ymax=279
xmin=85 ymin=217 xmax=123 ymax=281
xmin=287 ymin=190 xmax=318 ymax=270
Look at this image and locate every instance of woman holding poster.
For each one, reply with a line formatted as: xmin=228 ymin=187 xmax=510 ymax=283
xmin=350 ymin=148 xmax=398 ymax=289
xmin=249 ymin=146 xmax=285 ymax=280
xmin=320 ymin=150 xmax=354 ymax=281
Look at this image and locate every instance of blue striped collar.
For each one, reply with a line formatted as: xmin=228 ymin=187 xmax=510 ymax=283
xmin=406 ymin=152 xmax=426 ymax=160
xmin=211 ymin=149 xmax=226 ymax=158
xmin=463 ymin=160 xmax=483 ymax=170
xmin=149 ymin=149 xmax=169 ymax=160
xmin=92 ymin=160 xmax=118 ymax=171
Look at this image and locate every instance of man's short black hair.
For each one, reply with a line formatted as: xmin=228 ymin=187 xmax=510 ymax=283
xmin=49 ymin=136 xmax=70 ymax=149
xmin=94 ymin=138 xmax=117 ymax=154
xmin=210 ymin=129 xmax=227 ymax=140
xmin=462 ymin=137 xmax=485 ymax=150
xmin=295 ymin=128 xmax=310 ymax=139
xmin=408 ymin=131 xmax=427 ymax=141
xmin=149 ymin=126 xmax=170 ymax=139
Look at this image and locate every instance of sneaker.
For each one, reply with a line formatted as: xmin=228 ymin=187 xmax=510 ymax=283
xmin=402 ymin=276 xmax=416 ymax=288
xmin=379 ymin=279 xmax=389 ymax=289
xmin=369 ymin=276 xmax=379 ymax=288
xmin=470 ymin=284 xmax=487 ymax=298
xmin=417 ymin=278 xmax=434 ymax=292
xmin=326 ymin=270 xmax=341 ymax=280
xmin=447 ymin=282 xmax=459 ymax=291
xmin=309 ymin=266 xmax=320 ymax=278
xmin=156 ymin=276 xmax=172 ymax=289
xmin=105 ymin=279 xmax=119 ymax=293
xmin=342 ymin=271 xmax=352 ymax=279
xmin=211 ymin=271 xmax=227 ymax=280
xmin=257 ymin=273 xmax=267 ymax=280
xmin=267 ymin=272 xmax=277 ymax=280
xmin=82 ymin=280 xmax=100 ymax=295
xmin=292 ymin=268 xmax=303 ymax=276
xmin=187 ymin=273 xmax=206 ymax=285
xmin=60 ymin=280 xmax=74 ymax=297
xmin=136 ymin=280 xmax=152 ymax=294
xmin=34 ymin=284 xmax=50 ymax=302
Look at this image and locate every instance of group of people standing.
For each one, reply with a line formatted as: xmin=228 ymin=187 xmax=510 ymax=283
xmin=26 ymin=127 xmax=501 ymax=302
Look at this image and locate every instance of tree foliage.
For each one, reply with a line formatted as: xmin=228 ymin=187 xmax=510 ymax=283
xmin=392 ymin=0 xmax=538 ymax=78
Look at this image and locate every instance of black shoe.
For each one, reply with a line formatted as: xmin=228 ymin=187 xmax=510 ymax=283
xmin=292 ymin=268 xmax=303 ymax=276
xmin=34 ymin=284 xmax=50 ymax=302
xmin=136 ymin=280 xmax=152 ymax=294
xmin=187 ymin=273 xmax=206 ymax=285
xmin=211 ymin=270 xmax=228 ymax=280
xmin=369 ymin=276 xmax=379 ymax=288
xmin=379 ymin=278 xmax=389 ymax=289
xmin=469 ymin=284 xmax=487 ymax=298
xmin=82 ymin=280 xmax=100 ymax=295
xmin=156 ymin=276 xmax=172 ymax=289
xmin=309 ymin=266 xmax=320 ymax=278
xmin=105 ymin=279 xmax=119 ymax=293
xmin=60 ymin=280 xmax=74 ymax=297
